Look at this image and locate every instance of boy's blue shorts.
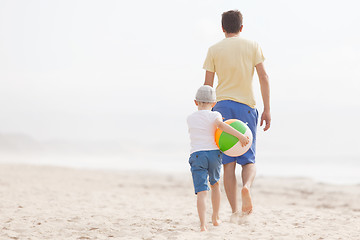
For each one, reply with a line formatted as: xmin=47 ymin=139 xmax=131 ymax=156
xmin=189 ymin=150 xmax=222 ymax=194
xmin=213 ymin=100 xmax=258 ymax=166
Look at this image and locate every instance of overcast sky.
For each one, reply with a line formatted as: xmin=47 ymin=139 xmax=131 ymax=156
xmin=1 ymin=0 xmax=360 ymax=156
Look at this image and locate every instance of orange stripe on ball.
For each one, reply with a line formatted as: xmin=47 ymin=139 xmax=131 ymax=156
xmin=215 ymin=128 xmax=223 ymax=148
xmin=225 ymin=119 xmax=237 ymax=124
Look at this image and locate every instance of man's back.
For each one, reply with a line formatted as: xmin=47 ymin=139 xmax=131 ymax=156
xmin=203 ymin=37 xmax=265 ymax=108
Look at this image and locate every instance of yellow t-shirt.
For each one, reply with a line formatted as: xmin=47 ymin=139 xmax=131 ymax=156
xmin=203 ymin=37 xmax=265 ymax=108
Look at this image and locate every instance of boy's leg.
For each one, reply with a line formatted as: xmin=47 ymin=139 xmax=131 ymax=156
xmin=197 ymin=191 xmax=207 ymax=231
xmin=210 ymin=182 xmax=221 ymax=226
xmin=241 ymin=163 xmax=256 ymax=214
xmin=207 ymin=150 xmax=222 ymax=226
xmin=189 ymin=151 xmax=210 ymax=231
xmin=223 ymin=161 xmax=238 ymax=213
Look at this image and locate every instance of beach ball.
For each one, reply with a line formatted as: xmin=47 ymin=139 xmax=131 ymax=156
xmin=215 ymin=119 xmax=253 ymax=157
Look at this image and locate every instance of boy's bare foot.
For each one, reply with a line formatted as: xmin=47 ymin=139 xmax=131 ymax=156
xmin=200 ymin=226 xmax=207 ymax=232
xmin=212 ymin=215 xmax=221 ymax=226
xmin=241 ymin=186 xmax=253 ymax=214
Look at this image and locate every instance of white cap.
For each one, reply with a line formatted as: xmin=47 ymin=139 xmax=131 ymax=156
xmin=195 ymin=85 xmax=216 ymax=103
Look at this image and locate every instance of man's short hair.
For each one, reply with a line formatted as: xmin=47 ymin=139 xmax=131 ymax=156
xmin=222 ymin=10 xmax=243 ymax=33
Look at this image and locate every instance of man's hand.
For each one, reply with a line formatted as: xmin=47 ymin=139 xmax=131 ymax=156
xmin=260 ymin=110 xmax=271 ymax=131
xmin=256 ymin=62 xmax=271 ymax=131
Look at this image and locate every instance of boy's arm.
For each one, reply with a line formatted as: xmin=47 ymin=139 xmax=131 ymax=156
xmin=255 ymin=62 xmax=271 ymax=131
xmin=204 ymin=71 xmax=215 ymax=87
xmin=214 ymin=118 xmax=249 ymax=147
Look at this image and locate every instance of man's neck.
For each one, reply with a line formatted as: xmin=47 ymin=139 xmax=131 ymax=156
xmin=225 ymin=32 xmax=240 ymax=38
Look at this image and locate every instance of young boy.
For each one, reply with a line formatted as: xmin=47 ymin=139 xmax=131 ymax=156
xmin=187 ymin=85 xmax=249 ymax=231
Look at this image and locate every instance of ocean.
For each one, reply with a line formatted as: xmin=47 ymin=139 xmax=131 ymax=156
xmin=1 ymin=150 xmax=359 ymax=185
xmin=1 ymin=104 xmax=359 ymax=185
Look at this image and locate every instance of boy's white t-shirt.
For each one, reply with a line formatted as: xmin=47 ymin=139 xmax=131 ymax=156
xmin=187 ymin=110 xmax=223 ymax=154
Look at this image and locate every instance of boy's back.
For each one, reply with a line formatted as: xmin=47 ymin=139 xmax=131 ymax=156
xmin=187 ymin=110 xmax=222 ymax=154
xmin=203 ymin=37 xmax=265 ymax=108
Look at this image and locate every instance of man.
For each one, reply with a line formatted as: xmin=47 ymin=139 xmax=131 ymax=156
xmin=203 ymin=10 xmax=271 ymax=220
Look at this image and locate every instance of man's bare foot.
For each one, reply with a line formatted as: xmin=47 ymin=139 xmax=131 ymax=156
xmin=200 ymin=225 xmax=207 ymax=232
xmin=212 ymin=215 xmax=221 ymax=226
xmin=241 ymin=186 xmax=253 ymax=214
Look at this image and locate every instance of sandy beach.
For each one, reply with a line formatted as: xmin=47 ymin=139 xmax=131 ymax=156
xmin=0 ymin=164 xmax=359 ymax=240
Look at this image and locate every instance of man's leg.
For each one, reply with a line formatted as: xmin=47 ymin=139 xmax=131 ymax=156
xmin=241 ymin=163 xmax=256 ymax=213
xmin=223 ymin=161 xmax=238 ymax=213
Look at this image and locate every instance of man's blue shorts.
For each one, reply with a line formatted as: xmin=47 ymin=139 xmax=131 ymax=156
xmin=189 ymin=150 xmax=222 ymax=194
xmin=213 ymin=100 xmax=258 ymax=166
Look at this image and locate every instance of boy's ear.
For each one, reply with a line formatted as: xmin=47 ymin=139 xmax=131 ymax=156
xmin=240 ymin=25 xmax=243 ymax=32
xmin=222 ymin=26 xmax=226 ymax=33
xmin=194 ymin=100 xmax=199 ymax=106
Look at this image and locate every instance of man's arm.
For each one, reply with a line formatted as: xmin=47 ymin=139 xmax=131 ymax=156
xmin=204 ymin=71 xmax=215 ymax=87
xmin=255 ymin=62 xmax=271 ymax=131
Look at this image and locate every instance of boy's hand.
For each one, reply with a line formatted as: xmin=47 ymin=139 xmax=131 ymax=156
xmin=238 ymin=135 xmax=250 ymax=147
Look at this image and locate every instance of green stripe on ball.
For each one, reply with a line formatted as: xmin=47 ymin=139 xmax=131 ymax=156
xmin=219 ymin=121 xmax=247 ymax=152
